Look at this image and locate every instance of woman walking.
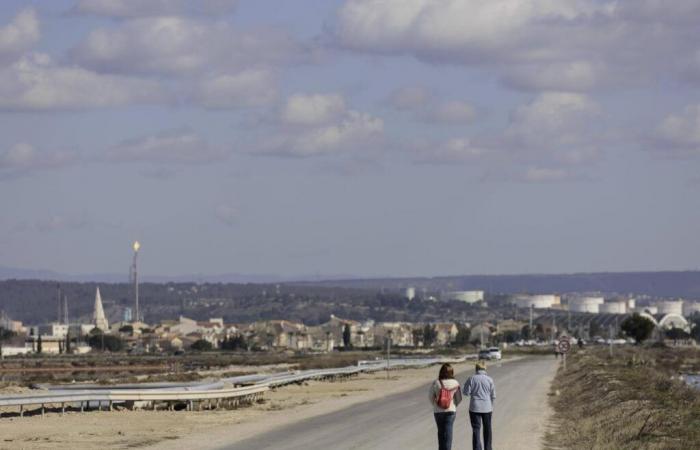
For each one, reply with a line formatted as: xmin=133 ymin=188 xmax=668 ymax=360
xmin=429 ymin=363 xmax=463 ymax=450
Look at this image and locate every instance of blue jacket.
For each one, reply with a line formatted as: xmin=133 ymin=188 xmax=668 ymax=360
xmin=463 ymin=370 xmax=495 ymax=413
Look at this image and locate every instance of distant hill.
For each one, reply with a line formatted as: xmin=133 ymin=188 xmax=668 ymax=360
xmin=304 ymin=271 xmax=700 ymax=299
xmin=0 ymin=266 xmax=353 ymax=284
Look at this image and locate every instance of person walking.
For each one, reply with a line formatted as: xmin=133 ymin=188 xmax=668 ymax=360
xmin=429 ymin=363 xmax=462 ymax=450
xmin=463 ymin=361 xmax=495 ymax=450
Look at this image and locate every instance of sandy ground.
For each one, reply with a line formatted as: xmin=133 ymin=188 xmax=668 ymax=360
xmin=0 ymin=362 xmax=475 ymax=450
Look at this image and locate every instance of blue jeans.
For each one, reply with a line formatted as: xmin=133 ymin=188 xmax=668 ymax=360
xmin=469 ymin=411 xmax=492 ymax=450
xmin=434 ymin=412 xmax=456 ymax=450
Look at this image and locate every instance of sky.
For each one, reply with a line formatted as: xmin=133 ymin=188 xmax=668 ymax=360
xmin=1 ymin=0 xmax=700 ymax=279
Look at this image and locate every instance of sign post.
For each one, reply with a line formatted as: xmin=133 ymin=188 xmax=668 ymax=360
xmin=557 ymin=335 xmax=571 ymax=370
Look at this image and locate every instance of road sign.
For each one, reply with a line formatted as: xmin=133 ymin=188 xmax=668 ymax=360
xmin=557 ymin=339 xmax=571 ymax=354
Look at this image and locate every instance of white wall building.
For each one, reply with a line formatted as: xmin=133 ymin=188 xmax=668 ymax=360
xmin=405 ymin=287 xmax=416 ymax=301
xmin=510 ymin=294 xmax=560 ymax=309
xmin=444 ymin=290 xmax=485 ymax=304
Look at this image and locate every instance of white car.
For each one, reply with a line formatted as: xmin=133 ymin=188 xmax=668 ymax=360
xmin=479 ymin=347 xmax=502 ymax=360
xmin=488 ymin=347 xmax=502 ymax=360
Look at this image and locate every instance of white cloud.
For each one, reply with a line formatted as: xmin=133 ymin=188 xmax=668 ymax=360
xmin=0 ymin=142 xmax=78 ymax=178
xmin=387 ymin=86 xmax=431 ymax=110
xmin=12 ymin=214 xmax=90 ymax=233
xmin=655 ymin=105 xmax=700 ymax=156
xmin=261 ymin=100 xmax=383 ymax=157
xmin=504 ymin=92 xmax=601 ymax=164
xmin=415 ymin=138 xmax=489 ymax=164
xmin=281 ymin=93 xmax=346 ymax=126
xmin=193 ymin=69 xmax=276 ymax=109
xmin=71 ymin=16 xmax=315 ymax=76
xmin=0 ymin=53 xmax=167 ymax=111
xmin=107 ymin=130 xmax=227 ymax=164
xmin=414 ymin=92 xmax=603 ymax=181
xmin=424 ymin=100 xmax=476 ymax=124
xmin=335 ymin=0 xmax=700 ymax=91
xmin=73 ymin=0 xmax=238 ymax=18
xmin=0 ymin=8 xmax=39 ymax=63
xmin=214 ymin=204 xmax=239 ymax=227
xmin=521 ymin=167 xmax=572 ymax=183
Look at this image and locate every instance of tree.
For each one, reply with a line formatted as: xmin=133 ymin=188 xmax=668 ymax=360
xmin=88 ymin=333 xmax=124 ymax=352
xmin=454 ymin=323 xmax=471 ymax=347
xmin=665 ymin=327 xmax=689 ymax=341
xmin=620 ymin=313 xmax=656 ymax=344
xmin=221 ymin=335 xmax=247 ymax=351
xmin=343 ymin=324 xmax=352 ymax=348
xmin=65 ymin=330 xmax=72 ymax=354
xmin=423 ymin=324 xmax=437 ymax=347
xmin=119 ymin=325 xmax=134 ymax=334
xmin=191 ymin=339 xmax=213 ymax=351
xmin=521 ymin=325 xmax=531 ymax=340
xmin=690 ymin=314 xmax=700 ymax=342
xmin=412 ymin=329 xmax=422 ymax=347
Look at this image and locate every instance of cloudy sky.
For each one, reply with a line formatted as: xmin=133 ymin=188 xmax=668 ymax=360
xmin=1 ymin=0 xmax=699 ymax=279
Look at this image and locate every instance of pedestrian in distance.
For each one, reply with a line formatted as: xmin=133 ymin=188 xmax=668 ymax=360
xmin=429 ymin=363 xmax=462 ymax=450
xmin=463 ymin=361 xmax=495 ymax=450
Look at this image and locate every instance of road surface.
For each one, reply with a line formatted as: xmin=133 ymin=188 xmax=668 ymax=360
xmin=222 ymin=357 xmax=557 ymax=450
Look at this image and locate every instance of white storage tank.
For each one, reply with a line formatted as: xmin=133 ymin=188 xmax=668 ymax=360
xmin=599 ymin=301 xmax=627 ymax=314
xmin=568 ymin=296 xmax=604 ymax=313
xmin=510 ymin=294 xmax=560 ymax=309
xmin=444 ymin=290 xmax=485 ymax=304
xmin=656 ymin=300 xmax=683 ymax=316
xmin=683 ymin=302 xmax=700 ymax=317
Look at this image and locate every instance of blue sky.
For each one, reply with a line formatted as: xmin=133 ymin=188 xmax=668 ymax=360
xmin=1 ymin=0 xmax=700 ymax=278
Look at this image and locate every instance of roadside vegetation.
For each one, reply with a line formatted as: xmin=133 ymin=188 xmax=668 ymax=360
xmin=546 ymin=346 xmax=700 ymax=449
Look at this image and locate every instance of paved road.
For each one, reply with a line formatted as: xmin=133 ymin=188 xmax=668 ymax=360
xmin=223 ymin=357 xmax=557 ymax=450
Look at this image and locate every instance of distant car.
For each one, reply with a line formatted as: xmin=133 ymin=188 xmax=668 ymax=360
xmin=478 ymin=347 xmax=502 ymax=360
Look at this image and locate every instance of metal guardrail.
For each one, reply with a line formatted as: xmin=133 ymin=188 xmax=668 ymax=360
xmin=0 ymin=354 xmax=473 ymax=417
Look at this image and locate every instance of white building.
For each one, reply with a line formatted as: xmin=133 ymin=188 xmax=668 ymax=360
xmin=510 ymin=294 xmax=560 ymax=309
xmin=405 ymin=287 xmax=416 ymax=301
xmin=444 ymin=290 xmax=485 ymax=304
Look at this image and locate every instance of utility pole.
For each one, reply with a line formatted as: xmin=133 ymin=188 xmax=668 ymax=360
xmin=552 ymin=314 xmax=556 ymax=342
xmin=57 ymin=283 xmax=62 ymax=324
xmin=529 ymin=305 xmax=534 ymax=334
xmin=132 ymin=241 xmax=141 ymax=323
xmin=63 ymin=294 xmax=68 ymax=325
xmin=609 ymin=324 xmax=614 ymax=357
xmin=386 ymin=330 xmax=392 ymax=380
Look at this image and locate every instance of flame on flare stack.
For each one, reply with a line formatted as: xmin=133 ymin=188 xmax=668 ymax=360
xmin=133 ymin=241 xmax=140 ymax=252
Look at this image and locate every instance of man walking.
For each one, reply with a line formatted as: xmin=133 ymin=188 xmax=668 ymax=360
xmin=463 ymin=361 xmax=495 ymax=450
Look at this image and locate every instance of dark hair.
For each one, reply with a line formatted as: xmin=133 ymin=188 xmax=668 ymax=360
xmin=438 ymin=363 xmax=454 ymax=380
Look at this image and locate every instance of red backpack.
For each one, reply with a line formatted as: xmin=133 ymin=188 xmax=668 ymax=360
xmin=436 ymin=380 xmax=458 ymax=409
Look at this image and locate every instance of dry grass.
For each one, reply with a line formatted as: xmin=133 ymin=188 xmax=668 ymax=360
xmin=545 ymin=346 xmax=700 ymax=450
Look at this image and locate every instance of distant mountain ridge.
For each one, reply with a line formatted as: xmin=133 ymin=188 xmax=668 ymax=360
xmin=3 ymin=266 xmax=700 ymax=298
xmin=304 ymin=271 xmax=700 ymax=299
xmin=0 ymin=266 xmax=353 ymax=284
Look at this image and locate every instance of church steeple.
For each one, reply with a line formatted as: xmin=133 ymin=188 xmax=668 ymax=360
xmin=93 ymin=287 xmax=109 ymax=331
